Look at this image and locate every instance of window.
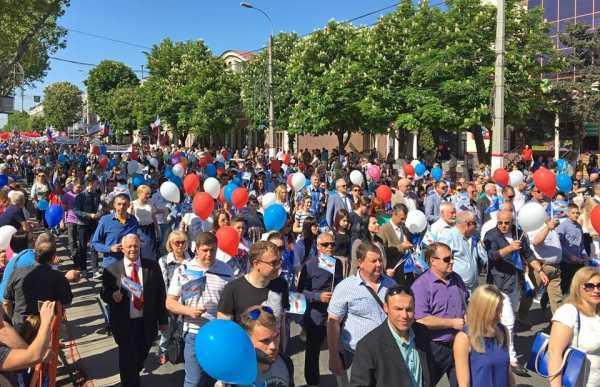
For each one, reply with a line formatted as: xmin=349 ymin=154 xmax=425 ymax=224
xmin=544 ymin=0 xmax=559 ymax=20
xmin=576 ymin=0 xmax=593 ymax=15
xmin=559 ymin=0 xmax=575 ymax=19
xmin=548 ymin=21 xmax=558 ymax=35
xmin=577 ymin=14 xmax=594 ymax=27
xmin=595 ymin=12 xmax=600 ymax=28
xmin=559 ymin=18 xmax=575 ymax=33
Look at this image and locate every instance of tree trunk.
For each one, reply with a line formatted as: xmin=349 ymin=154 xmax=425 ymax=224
xmin=335 ymin=130 xmax=352 ymax=156
xmin=468 ymin=125 xmax=489 ymax=165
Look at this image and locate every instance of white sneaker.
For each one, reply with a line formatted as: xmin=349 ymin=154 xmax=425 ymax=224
xmin=92 ymin=270 xmax=103 ymax=280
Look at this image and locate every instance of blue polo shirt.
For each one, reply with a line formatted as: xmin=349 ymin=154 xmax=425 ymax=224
xmin=91 ymin=212 xmax=138 ymax=267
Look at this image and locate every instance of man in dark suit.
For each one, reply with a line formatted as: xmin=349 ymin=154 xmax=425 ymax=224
xmin=101 ymin=233 xmax=168 ymax=387
xmin=477 ymin=183 xmax=498 ymax=224
xmin=350 ymin=285 xmax=433 ymax=387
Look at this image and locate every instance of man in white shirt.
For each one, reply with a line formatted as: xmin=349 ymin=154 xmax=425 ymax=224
xmin=166 ymin=232 xmax=233 ymax=387
xmin=391 ymin=178 xmax=417 ymax=211
xmin=426 ymin=202 xmax=457 ymax=244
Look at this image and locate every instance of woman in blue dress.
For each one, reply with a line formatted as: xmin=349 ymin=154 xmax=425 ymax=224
xmin=453 ymin=284 xmax=515 ymax=387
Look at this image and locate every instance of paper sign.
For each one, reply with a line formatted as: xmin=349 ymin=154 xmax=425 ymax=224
xmin=181 ymin=277 xmax=206 ymax=302
xmin=184 ymin=268 xmax=206 ymax=280
xmin=318 ymin=255 xmax=336 ymax=274
xmin=121 ymin=275 xmax=143 ymax=299
xmin=287 ymin=292 xmax=307 ymax=315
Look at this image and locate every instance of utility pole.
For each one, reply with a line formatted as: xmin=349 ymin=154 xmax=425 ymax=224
xmin=491 ymin=0 xmax=505 ymax=172
xmin=267 ymin=34 xmax=275 ymax=151
xmin=141 ymin=64 xmax=144 ymax=80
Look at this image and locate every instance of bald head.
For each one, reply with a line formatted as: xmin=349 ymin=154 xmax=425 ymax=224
xmin=485 ymin=183 xmax=496 ymax=196
xmin=397 ymin=178 xmax=411 ymax=192
xmin=336 ymin=178 xmax=347 ymax=194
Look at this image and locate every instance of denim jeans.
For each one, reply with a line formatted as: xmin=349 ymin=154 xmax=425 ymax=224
xmin=184 ymin=332 xmax=216 ymax=387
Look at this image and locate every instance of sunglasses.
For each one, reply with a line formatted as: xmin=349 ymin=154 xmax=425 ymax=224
xmin=582 ymin=283 xmax=600 ymax=292
xmin=386 ymin=285 xmax=414 ymax=299
xmin=172 ymin=240 xmax=186 ymax=245
xmin=247 ymin=305 xmax=274 ymax=320
xmin=433 ymin=255 xmax=454 ymax=263
xmin=319 ymin=242 xmax=335 ymax=248
xmin=497 ymin=221 xmax=511 ymax=225
xmin=258 ymin=259 xmax=282 ymax=268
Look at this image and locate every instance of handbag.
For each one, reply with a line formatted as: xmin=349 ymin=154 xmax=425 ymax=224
xmin=526 ymin=312 xmax=586 ymax=387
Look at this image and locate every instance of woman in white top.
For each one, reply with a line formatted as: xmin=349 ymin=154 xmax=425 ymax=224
xmin=130 ymin=185 xmax=159 ymax=260
xmin=30 ymin=172 xmax=50 ymax=226
xmin=548 ymin=267 xmax=600 ymax=387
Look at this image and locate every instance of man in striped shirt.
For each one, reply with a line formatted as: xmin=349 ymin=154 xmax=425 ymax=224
xmin=166 ymin=232 xmax=233 ymax=387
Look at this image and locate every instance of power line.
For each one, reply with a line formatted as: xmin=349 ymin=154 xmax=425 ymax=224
xmin=65 ymin=28 xmax=152 ymax=50
xmin=49 ymin=56 xmax=145 ymax=74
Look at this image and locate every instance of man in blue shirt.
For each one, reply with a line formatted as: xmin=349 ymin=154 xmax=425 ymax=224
xmin=92 ymin=193 xmax=138 ymax=269
xmin=557 ymin=203 xmax=588 ymax=293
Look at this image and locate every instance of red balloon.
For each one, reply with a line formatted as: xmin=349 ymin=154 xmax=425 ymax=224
xmin=217 ymin=167 xmax=226 ymax=176
xmin=403 ymin=164 xmax=415 ymax=177
xmin=231 ymin=187 xmax=249 ymax=209
xmin=216 ymin=225 xmax=240 ymax=256
xmin=287 ymin=174 xmax=293 ymax=189
xmin=183 ymin=173 xmax=200 ymax=196
xmin=283 ymin=154 xmax=291 ymax=166
xmin=533 ymin=167 xmax=556 ymax=197
xmin=591 ymin=205 xmax=600 ymax=234
xmin=91 ymin=145 xmax=100 ymax=155
xmin=193 ymin=192 xmax=214 ymax=220
xmin=492 ymin=168 xmax=509 ymax=186
xmin=99 ymin=157 xmax=108 ymax=169
xmin=131 ymin=150 xmax=138 ymax=161
xmin=376 ymin=185 xmax=392 ymax=204
xmin=270 ymin=159 xmax=281 ymax=173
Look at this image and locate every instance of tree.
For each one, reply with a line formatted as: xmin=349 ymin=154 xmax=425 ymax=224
xmin=105 ymin=86 xmax=139 ymax=136
xmin=287 ymin=21 xmax=371 ymax=154
xmin=240 ymin=32 xmax=299 ymax=133
xmin=43 ymin=81 xmax=81 ymax=130
xmin=0 ymin=0 xmax=69 ymax=95
xmin=1 ymin=112 xmax=31 ymax=131
xmin=85 ymin=60 xmax=138 ymax=120
xmin=29 ymin=114 xmax=46 ymax=132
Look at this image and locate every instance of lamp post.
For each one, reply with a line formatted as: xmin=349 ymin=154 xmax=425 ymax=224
xmin=241 ymin=2 xmax=275 ymax=152
xmin=491 ymin=0 xmax=506 ymax=172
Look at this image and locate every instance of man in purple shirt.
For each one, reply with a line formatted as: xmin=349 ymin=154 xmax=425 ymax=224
xmin=62 ymin=181 xmax=82 ymax=265
xmin=411 ymin=242 xmax=467 ymax=387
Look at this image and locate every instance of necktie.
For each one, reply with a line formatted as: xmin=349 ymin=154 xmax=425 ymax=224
xmin=130 ymin=262 xmax=144 ymax=310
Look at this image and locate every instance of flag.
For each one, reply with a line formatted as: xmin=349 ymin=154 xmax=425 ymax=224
xmin=87 ymin=123 xmax=101 ymax=135
xmin=484 ymin=196 xmax=501 ymax=214
xmin=523 ymin=274 xmax=535 ymax=297
xmin=101 ymin=121 xmax=111 ymax=137
xmin=318 ymin=254 xmax=336 ymax=274
xmin=287 ymin=292 xmax=307 ymax=315
xmin=46 ymin=127 xmax=54 ymax=142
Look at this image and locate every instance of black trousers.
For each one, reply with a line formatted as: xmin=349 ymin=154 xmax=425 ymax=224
xmin=76 ymin=222 xmax=97 ymax=272
xmin=304 ymin=318 xmax=327 ymax=385
xmin=430 ymin=340 xmax=458 ymax=387
xmin=66 ymin=223 xmax=78 ymax=259
xmin=560 ymin=261 xmax=584 ymax=295
xmin=115 ymin=318 xmax=150 ymax=387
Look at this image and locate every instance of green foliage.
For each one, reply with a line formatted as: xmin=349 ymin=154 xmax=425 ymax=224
xmin=1 ymin=112 xmax=31 ymax=131
xmin=287 ymin=21 xmax=372 ymax=152
xmin=0 ymin=0 xmax=69 ymax=95
xmin=85 ymin=60 xmax=138 ymax=120
xmin=105 ymin=86 xmax=139 ymax=136
xmin=240 ymin=32 xmax=299 ymax=131
xmin=29 ymin=114 xmax=46 ymax=132
xmin=43 ymin=81 xmax=81 ymax=130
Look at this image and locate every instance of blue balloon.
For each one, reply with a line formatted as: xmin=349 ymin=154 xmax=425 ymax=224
xmin=557 ymin=173 xmax=572 ymax=193
xmin=108 ymin=159 xmax=117 ymax=170
xmin=415 ymin=163 xmax=426 ymax=177
xmin=164 ymin=168 xmax=174 ymax=179
xmin=431 ymin=167 xmax=443 ymax=182
xmin=224 ymin=182 xmax=238 ymax=204
xmin=37 ymin=199 xmax=49 ymax=211
xmin=99 ymin=145 xmax=107 ymax=155
xmin=169 ymin=175 xmax=182 ymax=188
xmin=264 ymin=203 xmax=288 ymax=231
xmin=57 ymin=154 xmax=67 ymax=164
xmin=0 ymin=175 xmax=7 ymax=188
xmin=195 ymin=320 xmax=257 ymax=384
xmin=45 ymin=205 xmax=64 ymax=228
xmin=205 ymin=164 xmax=217 ymax=177
xmin=555 ymin=158 xmax=567 ymax=173
xmin=233 ymin=174 xmax=243 ymax=187
xmin=132 ymin=174 xmax=145 ymax=188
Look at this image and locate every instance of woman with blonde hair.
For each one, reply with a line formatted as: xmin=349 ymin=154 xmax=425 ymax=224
xmin=157 ymin=230 xmax=190 ymax=365
xmin=130 ymin=184 xmax=159 ymax=260
xmin=274 ymin=183 xmax=290 ymax=213
xmin=548 ymin=267 xmax=600 ymax=386
xmin=454 ymin=284 xmax=514 ymax=387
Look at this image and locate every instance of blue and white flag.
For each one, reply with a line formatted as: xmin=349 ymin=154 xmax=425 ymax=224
xmin=287 ymin=292 xmax=307 ymax=315
xmin=318 ymin=254 xmax=336 ymax=275
xmin=121 ymin=275 xmax=143 ymax=299
xmin=523 ymin=274 xmax=535 ymax=297
xmin=485 ymin=197 xmax=501 ymax=214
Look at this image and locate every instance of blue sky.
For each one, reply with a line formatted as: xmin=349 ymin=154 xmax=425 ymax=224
xmin=13 ymin=0 xmax=401 ymax=114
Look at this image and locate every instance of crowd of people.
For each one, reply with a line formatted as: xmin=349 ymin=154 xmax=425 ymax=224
xmin=0 ymin=139 xmax=598 ymax=387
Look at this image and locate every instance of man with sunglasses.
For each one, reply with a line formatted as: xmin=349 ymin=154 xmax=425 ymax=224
xmin=327 ymin=242 xmax=396 ymax=387
xmin=391 ymin=178 xmax=417 ymax=212
xmin=326 ymin=178 xmax=353 ymax=229
xmin=239 ymin=305 xmax=294 ymax=387
xmin=424 ymin=181 xmax=448 ymax=224
xmin=411 ymin=242 xmax=468 ymax=386
xmin=437 ymin=211 xmax=479 ymax=292
xmin=166 ymin=232 xmax=233 ymax=387
xmin=350 ymin=286 xmax=433 ymax=387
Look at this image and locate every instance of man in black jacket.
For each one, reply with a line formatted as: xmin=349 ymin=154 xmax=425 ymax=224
xmin=74 ymin=175 xmax=101 ymax=277
xmin=350 ymin=286 xmax=433 ymax=387
xmin=101 ymin=234 xmax=167 ymax=387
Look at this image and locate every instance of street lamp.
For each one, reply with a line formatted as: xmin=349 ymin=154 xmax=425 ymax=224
xmin=241 ymin=2 xmax=275 ymax=152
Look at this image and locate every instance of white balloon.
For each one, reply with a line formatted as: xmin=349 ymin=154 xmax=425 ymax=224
xmin=410 ymin=159 xmax=420 ymax=167
xmin=203 ymin=177 xmax=221 ymax=199
xmin=406 ymin=210 xmax=428 ymax=234
xmin=160 ymin=181 xmax=181 ymax=203
xmin=149 ymin=157 xmax=159 ymax=169
xmin=0 ymin=225 xmax=17 ymax=250
xmin=509 ymin=170 xmax=524 ymax=187
xmin=350 ymin=170 xmax=364 ymax=186
xmin=172 ymin=163 xmax=185 ymax=178
xmin=127 ymin=160 xmax=139 ymax=176
xmin=517 ymin=202 xmax=546 ymax=232
xmin=262 ymin=192 xmax=276 ymax=209
xmin=291 ymin=173 xmax=306 ymax=191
